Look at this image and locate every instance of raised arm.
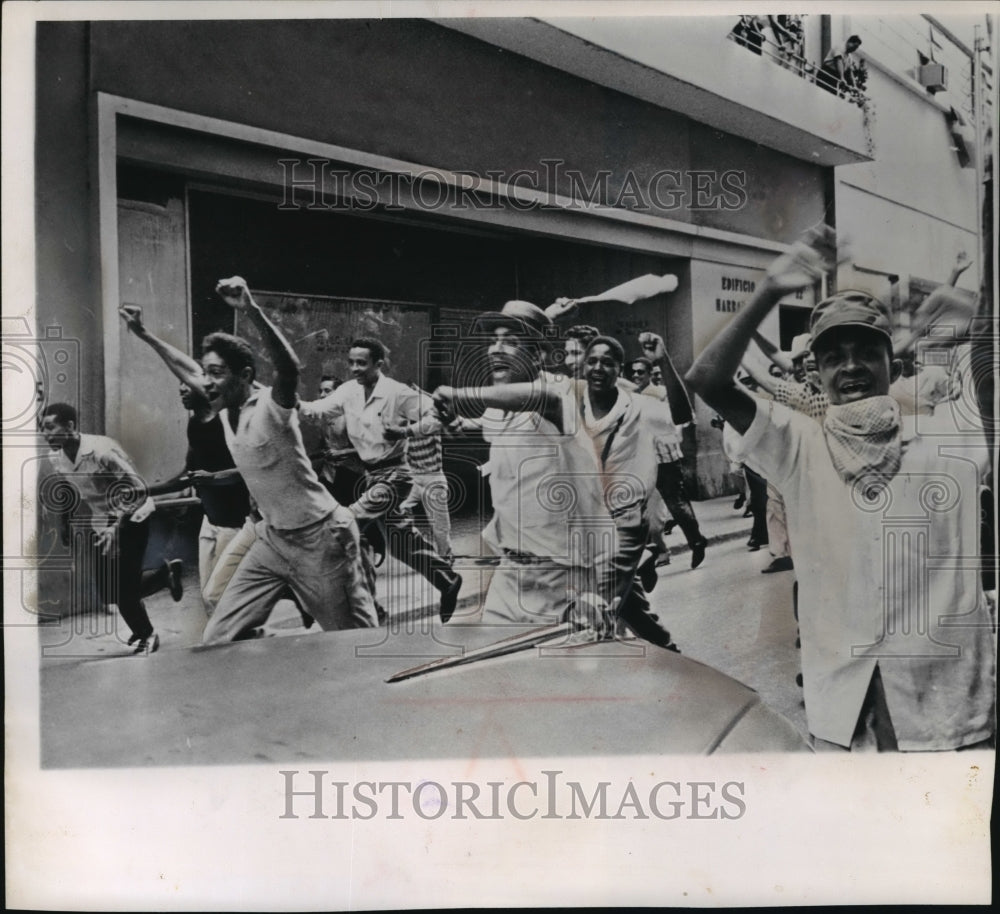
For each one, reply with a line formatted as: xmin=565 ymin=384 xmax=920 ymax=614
xmin=215 ymin=276 xmax=301 ymax=409
xmin=946 ymin=251 xmax=973 ymax=288
xmin=544 ymin=297 xmax=579 ymax=322
xmin=738 ymin=353 xmax=781 ymax=397
xmin=894 ymin=284 xmax=979 ymax=358
xmin=685 ymin=227 xmax=836 ymax=434
xmin=637 ymin=332 xmax=694 ymax=426
xmin=119 ymin=306 xmax=209 ymax=404
xmin=750 ymin=330 xmax=795 ymax=374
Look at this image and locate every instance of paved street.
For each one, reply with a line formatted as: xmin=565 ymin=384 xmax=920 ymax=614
xmin=37 ymin=494 xmax=809 ymax=743
xmin=649 ymin=534 xmax=806 ymax=742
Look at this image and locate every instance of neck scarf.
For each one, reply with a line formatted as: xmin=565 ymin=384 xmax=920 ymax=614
xmin=822 ymin=395 xmax=902 ymax=486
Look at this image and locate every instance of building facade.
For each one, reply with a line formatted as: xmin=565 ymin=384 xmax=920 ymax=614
xmin=34 ymin=13 xmax=990 ymax=497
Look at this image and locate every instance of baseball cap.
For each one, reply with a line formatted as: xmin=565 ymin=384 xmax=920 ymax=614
xmin=471 ymin=300 xmax=553 ymax=340
xmin=809 ymin=291 xmax=893 ymax=352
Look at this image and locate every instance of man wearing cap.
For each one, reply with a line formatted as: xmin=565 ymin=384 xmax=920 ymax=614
xmin=687 ymin=229 xmax=995 ymax=751
xmin=436 ymin=300 xmax=616 ymax=626
xmin=435 ymin=306 xmax=678 ymax=648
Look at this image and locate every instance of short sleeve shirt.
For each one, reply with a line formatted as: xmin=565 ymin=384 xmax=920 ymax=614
xmin=730 ymin=399 xmax=994 ymax=749
xmin=221 ymin=388 xmax=336 ymax=530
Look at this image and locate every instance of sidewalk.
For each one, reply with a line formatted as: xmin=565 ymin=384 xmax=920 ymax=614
xmin=38 ymin=495 xmax=760 ymax=660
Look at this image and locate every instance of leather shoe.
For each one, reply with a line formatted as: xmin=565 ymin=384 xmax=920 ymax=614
xmin=690 ymin=538 xmax=708 ymax=569
xmin=439 ymin=574 xmax=463 ymax=624
xmin=742 ymin=507 xmax=753 ymax=518
xmin=637 ymin=551 xmax=658 ymax=592
xmin=761 ymin=556 xmax=794 ymax=573
xmin=747 ymin=538 xmax=763 ymax=551
xmin=165 ymin=559 xmax=183 ymax=602
xmin=733 ymin=494 xmax=746 ymax=510
xmin=132 ymin=632 xmax=159 ymax=656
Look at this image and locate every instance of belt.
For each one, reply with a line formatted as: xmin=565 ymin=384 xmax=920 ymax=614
xmin=501 ymin=549 xmax=557 ymax=566
xmin=363 ymin=457 xmax=405 ymax=473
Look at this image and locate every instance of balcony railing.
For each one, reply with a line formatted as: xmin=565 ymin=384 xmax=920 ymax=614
xmin=728 ymin=23 xmax=871 ymax=109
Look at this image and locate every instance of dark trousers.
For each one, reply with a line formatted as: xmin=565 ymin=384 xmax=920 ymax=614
xmin=319 ymin=465 xmax=387 ymax=560
xmin=88 ymin=518 xmax=155 ymax=640
xmin=602 ymin=518 xmax=675 ymax=649
xmin=743 ymin=465 xmax=769 ymax=545
xmin=351 ymin=465 xmax=457 ymax=592
xmin=656 ymin=461 xmax=705 ymax=548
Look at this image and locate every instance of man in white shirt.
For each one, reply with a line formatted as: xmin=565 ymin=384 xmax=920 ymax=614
xmin=686 ymin=228 xmax=995 ymax=751
xmin=300 ymin=338 xmax=463 ymax=622
xmin=434 ymin=304 xmax=677 ymax=647
xmin=200 ymin=278 xmax=378 ymax=643
xmin=39 ymin=403 xmax=177 ymax=655
xmin=434 ymin=302 xmax=612 ymax=626
xmin=820 ymin=34 xmax=863 ymax=97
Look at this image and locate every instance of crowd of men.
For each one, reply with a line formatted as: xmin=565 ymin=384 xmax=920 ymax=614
xmin=39 ymin=229 xmax=996 ymax=752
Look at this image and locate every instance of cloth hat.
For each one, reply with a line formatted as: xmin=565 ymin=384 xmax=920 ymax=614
xmin=809 ymin=291 xmax=893 ymax=352
xmin=471 ymin=300 xmax=553 ymax=340
xmin=790 ymin=333 xmax=812 ymax=361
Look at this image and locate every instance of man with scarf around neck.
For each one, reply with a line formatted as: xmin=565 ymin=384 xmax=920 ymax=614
xmin=434 ymin=315 xmax=678 ymax=649
xmin=686 ymin=228 xmax=995 ymax=751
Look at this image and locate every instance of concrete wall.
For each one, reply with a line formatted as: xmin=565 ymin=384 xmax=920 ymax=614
xmin=35 ymin=22 xmax=102 ymax=430
xmin=36 ymin=17 xmax=828 ymax=492
xmin=688 ymin=258 xmax=816 ymax=496
xmin=82 ymin=18 xmax=824 ymax=239
xmin=833 ymin=22 xmax=980 ymax=299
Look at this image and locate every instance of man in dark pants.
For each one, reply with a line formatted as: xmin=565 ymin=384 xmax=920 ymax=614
xmin=433 ymin=305 xmax=677 ymax=649
xmin=118 ymin=307 xmax=253 ymax=614
xmin=39 ymin=403 xmax=179 ymax=655
xmin=636 ymin=332 xmax=709 ymax=568
xmin=300 ymin=338 xmax=463 ymax=623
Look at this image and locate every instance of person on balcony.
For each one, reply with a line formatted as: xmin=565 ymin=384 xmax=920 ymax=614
xmin=819 ymin=35 xmax=863 ymax=97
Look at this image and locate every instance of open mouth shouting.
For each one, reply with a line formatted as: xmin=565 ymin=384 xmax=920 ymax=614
xmin=837 ymin=376 xmax=873 ymax=402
